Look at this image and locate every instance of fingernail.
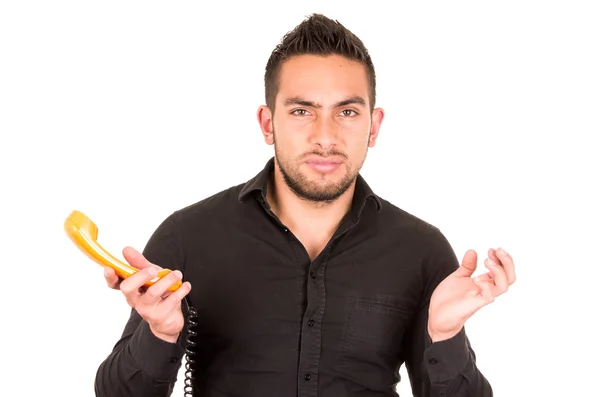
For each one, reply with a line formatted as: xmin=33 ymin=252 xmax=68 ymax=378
xmin=147 ymin=267 xmax=158 ymax=276
xmin=497 ymin=247 xmax=505 ymax=255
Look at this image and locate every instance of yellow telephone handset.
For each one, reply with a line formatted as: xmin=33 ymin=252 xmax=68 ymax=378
xmin=64 ymin=210 xmax=182 ymax=292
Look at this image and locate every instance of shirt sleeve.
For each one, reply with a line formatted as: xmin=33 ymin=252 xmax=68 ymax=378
xmin=402 ymin=227 xmax=493 ymax=397
xmin=94 ymin=212 xmax=187 ymax=397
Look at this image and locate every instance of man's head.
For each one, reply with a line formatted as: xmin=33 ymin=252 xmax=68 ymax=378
xmin=257 ymin=14 xmax=384 ymax=203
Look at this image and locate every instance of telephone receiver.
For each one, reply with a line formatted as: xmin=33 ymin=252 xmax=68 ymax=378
xmin=64 ymin=210 xmax=182 ymax=292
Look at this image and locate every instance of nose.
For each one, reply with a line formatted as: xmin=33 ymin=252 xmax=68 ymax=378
xmin=310 ymin=116 xmax=338 ymax=149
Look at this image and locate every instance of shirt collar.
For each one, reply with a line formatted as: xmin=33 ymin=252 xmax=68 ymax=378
xmin=238 ymin=157 xmax=382 ymax=212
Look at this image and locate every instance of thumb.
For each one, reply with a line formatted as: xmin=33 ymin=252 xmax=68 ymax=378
xmin=454 ymin=249 xmax=478 ymax=278
xmin=122 ymin=246 xmax=157 ymax=270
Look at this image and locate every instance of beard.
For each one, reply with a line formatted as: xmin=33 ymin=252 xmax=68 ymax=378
xmin=273 ymin=132 xmax=368 ymax=203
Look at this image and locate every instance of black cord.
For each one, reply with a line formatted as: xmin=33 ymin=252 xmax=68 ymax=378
xmin=183 ymin=296 xmax=198 ymax=397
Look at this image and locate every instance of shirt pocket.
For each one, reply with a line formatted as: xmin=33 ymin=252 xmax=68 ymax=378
xmin=336 ymin=296 xmax=411 ymax=391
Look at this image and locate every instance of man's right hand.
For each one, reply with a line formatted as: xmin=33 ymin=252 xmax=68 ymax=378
xmin=103 ymin=246 xmax=192 ymax=343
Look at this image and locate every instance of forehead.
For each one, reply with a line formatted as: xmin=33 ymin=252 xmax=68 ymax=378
xmin=277 ymin=54 xmax=370 ymax=104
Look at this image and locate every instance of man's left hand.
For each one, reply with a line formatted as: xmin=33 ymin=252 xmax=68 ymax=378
xmin=427 ymin=247 xmax=516 ymax=342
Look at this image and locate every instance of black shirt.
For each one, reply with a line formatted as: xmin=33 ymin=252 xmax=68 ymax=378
xmin=94 ymin=158 xmax=492 ymax=397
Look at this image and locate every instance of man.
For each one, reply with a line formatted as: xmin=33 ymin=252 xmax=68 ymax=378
xmin=94 ymin=13 xmax=515 ymax=397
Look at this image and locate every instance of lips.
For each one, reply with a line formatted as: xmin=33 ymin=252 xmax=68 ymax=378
xmin=305 ymin=157 xmax=342 ymax=174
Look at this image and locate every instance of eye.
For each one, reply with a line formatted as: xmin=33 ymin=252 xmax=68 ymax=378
xmin=340 ymin=109 xmax=358 ymax=117
xmin=291 ymin=109 xmax=309 ymax=116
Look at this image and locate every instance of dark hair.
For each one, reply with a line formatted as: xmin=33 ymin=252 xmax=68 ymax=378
xmin=264 ymin=13 xmax=376 ymax=113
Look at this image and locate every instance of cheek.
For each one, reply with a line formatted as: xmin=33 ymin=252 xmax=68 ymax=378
xmin=273 ymin=128 xmax=302 ymax=155
xmin=342 ymin=122 xmax=371 ymax=145
xmin=274 ymin=120 xmax=311 ymax=144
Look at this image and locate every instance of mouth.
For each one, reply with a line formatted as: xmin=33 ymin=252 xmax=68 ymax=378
xmin=304 ymin=156 xmax=343 ymax=174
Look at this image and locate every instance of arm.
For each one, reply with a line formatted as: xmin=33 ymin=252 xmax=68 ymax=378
xmin=94 ymin=309 xmax=187 ymax=396
xmin=94 ymin=212 xmax=188 ymax=397
xmin=403 ymin=228 xmax=493 ymax=396
xmin=403 ymin=307 xmax=492 ymax=396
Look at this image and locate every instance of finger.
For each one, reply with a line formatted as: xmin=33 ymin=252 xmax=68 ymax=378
xmin=474 ymin=277 xmax=495 ymax=304
xmin=475 ymin=271 xmax=493 ymax=283
xmin=161 ymin=281 xmax=192 ymax=308
xmin=122 ymin=246 xmax=163 ymax=271
xmin=141 ymin=270 xmax=183 ymax=304
xmin=120 ymin=266 xmax=160 ymax=297
xmin=455 ymin=249 xmax=478 ymax=278
xmin=103 ymin=266 xmax=121 ymax=290
xmin=495 ymin=247 xmax=516 ymax=285
xmin=487 ymin=248 xmax=501 ymax=266
xmin=485 ymin=258 xmax=508 ymax=295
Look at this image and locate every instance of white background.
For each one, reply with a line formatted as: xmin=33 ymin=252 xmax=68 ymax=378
xmin=1 ymin=1 xmax=599 ymax=396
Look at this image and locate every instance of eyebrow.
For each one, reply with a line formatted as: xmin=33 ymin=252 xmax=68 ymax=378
xmin=283 ymin=96 xmax=366 ymax=108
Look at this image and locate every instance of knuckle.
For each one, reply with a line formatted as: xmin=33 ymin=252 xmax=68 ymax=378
xmin=107 ymin=280 xmax=118 ymax=289
xmin=173 ymin=283 xmax=190 ymax=297
xmin=167 ymin=270 xmax=182 ymax=281
xmin=171 ymin=292 xmax=186 ymax=303
xmin=157 ymin=272 xmax=182 ymax=291
xmin=119 ymin=284 xmax=134 ymax=295
xmin=137 ymin=307 xmax=157 ymax=322
xmin=145 ymin=287 xmax=162 ymax=300
xmin=135 ymin=306 xmax=148 ymax=318
xmin=181 ymin=287 xmax=191 ymax=298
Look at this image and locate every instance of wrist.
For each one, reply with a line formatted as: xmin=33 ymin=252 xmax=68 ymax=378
xmin=149 ymin=326 xmax=180 ymax=343
xmin=427 ymin=324 xmax=461 ymax=343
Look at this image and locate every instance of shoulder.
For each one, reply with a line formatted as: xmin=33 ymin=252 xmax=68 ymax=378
xmin=374 ymin=196 xmax=457 ymax=269
xmin=377 ymin=198 xmax=460 ymax=289
xmin=375 ymin=196 xmax=443 ymax=239
xmin=167 ymin=182 xmax=248 ymax=228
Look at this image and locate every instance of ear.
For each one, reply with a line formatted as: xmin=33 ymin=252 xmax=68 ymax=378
xmin=368 ymin=107 xmax=385 ymax=148
xmin=257 ymin=105 xmax=274 ymax=145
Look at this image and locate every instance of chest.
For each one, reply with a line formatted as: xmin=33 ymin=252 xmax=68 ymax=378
xmin=183 ymin=228 xmax=426 ymax=338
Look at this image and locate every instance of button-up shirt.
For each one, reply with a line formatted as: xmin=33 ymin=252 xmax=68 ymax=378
xmin=95 ymin=157 xmax=493 ymax=396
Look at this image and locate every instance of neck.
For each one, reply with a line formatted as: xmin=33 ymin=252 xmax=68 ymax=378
xmin=266 ymin=168 xmax=355 ymax=237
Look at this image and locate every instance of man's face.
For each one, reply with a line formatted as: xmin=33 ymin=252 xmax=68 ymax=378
xmin=258 ymin=54 xmax=384 ymax=203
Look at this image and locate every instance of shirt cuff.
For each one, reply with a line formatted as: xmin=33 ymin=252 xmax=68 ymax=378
xmin=423 ymin=327 xmax=470 ymax=383
xmin=129 ymin=321 xmax=186 ymax=381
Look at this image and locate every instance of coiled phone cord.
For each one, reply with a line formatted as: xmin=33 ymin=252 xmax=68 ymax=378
xmin=183 ymin=297 xmax=198 ymax=397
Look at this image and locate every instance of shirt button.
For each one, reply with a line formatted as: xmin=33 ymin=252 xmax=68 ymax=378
xmin=428 ymin=358 xmax=438 ymax=365
xmin=304 ymin=373 xmax=311 ymax=381
xmin=170 ymin=357 xmax=178 ymax=363
xmin=283 ymin=228 xmax=288 ymax=232
xmin=309 ymin=270 xmax=316 ymax=279
xmin=307 ymin=319 xmax=315 ymax=327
